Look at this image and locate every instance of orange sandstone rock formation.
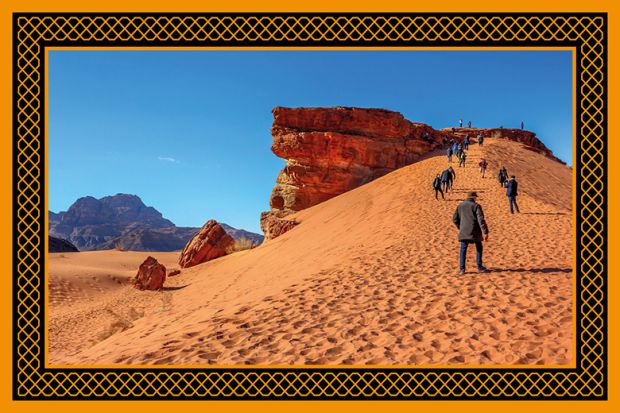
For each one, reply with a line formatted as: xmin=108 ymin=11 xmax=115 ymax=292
xmin=179 ymin=220 xmax=234 ymax=268
xmin=262 ymin=107 xmax=444 ymax=239
xmin=261 ymin=108 xmax=563 ymax=241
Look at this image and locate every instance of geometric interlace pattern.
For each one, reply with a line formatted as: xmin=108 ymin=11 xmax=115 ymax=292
xmin=14 ymin=14 xmax=606 ymax=399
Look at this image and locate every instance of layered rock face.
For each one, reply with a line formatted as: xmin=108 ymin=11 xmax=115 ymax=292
xmin=134 ymin=256 xmax=166 ymax=291
xmin=442 ymin=127 xmax=564 ymax=164
xmin=262 ymin=107 xmax=443 ymax=239
xmin=49 ymin=236 xmax=79 ymax=253
xmin=260 ymin=211 xmax=299 ymax=241
xmin=179 ymin=220 xmax=235 ymax=268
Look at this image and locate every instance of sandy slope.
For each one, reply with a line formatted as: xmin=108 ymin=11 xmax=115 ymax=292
xmin=48 ymin=138 xmax=573 ymax=366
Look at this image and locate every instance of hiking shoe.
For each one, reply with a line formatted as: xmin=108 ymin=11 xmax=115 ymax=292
xmin=477 ymin=267 xmax=489 ymax=273
xmin=459 ymin=269 xmax=465 ymax=275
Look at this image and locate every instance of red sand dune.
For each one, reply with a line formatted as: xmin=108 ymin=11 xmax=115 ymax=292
xmin=48 ymin=138 xmax=573 ymax=366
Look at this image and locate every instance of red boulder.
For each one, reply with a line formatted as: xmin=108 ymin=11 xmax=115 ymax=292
xmin=179 ymin=220 xmax=234 ymax=268
xmin=134 ymin=256 xmax=166 ymax=291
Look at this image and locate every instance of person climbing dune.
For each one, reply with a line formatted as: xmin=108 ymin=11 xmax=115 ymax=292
xmin=440 ymin=168 xmax=451 ymax=193
xmin=479 ymin=158 xmax=488 ymax=178
xmin=506 ymin=175 xmax=520 ymax=214
xmin=498 ymin=166 xmax=508 ymax=187
xmin=453 ymin=191 xmax=489 ymax=275
xmin=448 ymin=166 xmax=456 ymax=190
xmin=432 ymin=173 xmax=444 ymax=200
xmin=458 ymin=151 xmax=467 ymax=167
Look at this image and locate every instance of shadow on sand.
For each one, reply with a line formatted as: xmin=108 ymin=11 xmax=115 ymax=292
xmin=490 ymin=267 xmax=572 ymax=274
xmin=161 ymin=285 xmax=189 ymax=291
xmin=450 ymin=189 xmax=487 ymax=193
xmin=522 ymin=212 xmax=569 ymax=216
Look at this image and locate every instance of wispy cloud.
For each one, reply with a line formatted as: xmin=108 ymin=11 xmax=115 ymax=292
xmin=157 ymin=156 xmax=179 ymax=163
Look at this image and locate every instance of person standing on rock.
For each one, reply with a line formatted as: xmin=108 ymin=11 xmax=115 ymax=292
xmin=441 ymin=168 xmax=451 ymax=193
xmin=506 ymin=175 xmax=520 ymax=213
xmin=433 ymin=174 xmax=445 ymax=200
xmin=463 ymin=135 xmax=470 ymax=150
xmin=447 ymin=146 xmax=453 ymax=163
xmin=477 ymin=134 xmax=484 ymax=146
xmin=452 ymin=141 xmax=459 ymax=156
xmin=453 ymin=191 xmax=489 ymax=275
xmin=521 ymin=121 xmax=524 ymax=130
xmin=478 ymin=158 xmax=488 ymax=178
xmin=468 ymin=120 xmax=472 ymax=128
xmin=459 ymin=118 xmax=463 ymax=128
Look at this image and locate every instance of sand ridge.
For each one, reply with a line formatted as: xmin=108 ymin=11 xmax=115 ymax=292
xmin=48 ymin=138 xmax=573 ymax=366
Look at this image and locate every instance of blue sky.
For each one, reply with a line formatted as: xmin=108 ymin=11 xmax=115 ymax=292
xmin=49 ymin=50 xmax=572 ymax=233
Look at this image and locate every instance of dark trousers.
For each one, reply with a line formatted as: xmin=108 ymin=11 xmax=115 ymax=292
xmin=460 ymin=240 xmax=483 ymax=271
xmin=434 ymin=188 xmax=444 ymax=200
xmin=509 ymin=196 xmax=520 ymax=213
xmin=442 ymin=181 xmax=449 ymax=192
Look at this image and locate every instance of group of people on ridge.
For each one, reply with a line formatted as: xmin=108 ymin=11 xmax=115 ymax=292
xmin=446 ymin=140 xmax=468 ymax=168
xmin=433 ymin=133 xmax=522 ymax=274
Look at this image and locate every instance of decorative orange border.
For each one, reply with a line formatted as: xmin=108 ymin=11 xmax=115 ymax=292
xmin=10 ymin=12 xmax=606 ymax=400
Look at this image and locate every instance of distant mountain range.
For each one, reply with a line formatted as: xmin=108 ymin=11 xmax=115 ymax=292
xmin=49 ymin=193 xmax=263 ymax=252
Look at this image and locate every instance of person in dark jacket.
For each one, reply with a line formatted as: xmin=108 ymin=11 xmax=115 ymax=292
xmin=440 ymin=168 xmax=451 ymax=193
xmin=506 ymin=175 xmax=520 ymax=213
xmin=479 ymin=158 xmax=488 ymax=178
xmin=432 ymin=174 xmax=444 ymax=200
xmin=448 ymin=166 xmax=456 ymax=190
xmin=463 ymin=135 xmax=470 ymax=150
xmin=458 ymin=151 xmax=467 ymax=167
xmin=498 ymin=168 xmax=506 ymax=187
xmin=453 ymin=192 xmax=489 ymax=275
xmin=498 ymin=166 xmax=508 ymax=187
xmin=477 ymin=134 xmax=484 ymax=146
xmin=447 ymin=147 xmax=453 ymax=163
